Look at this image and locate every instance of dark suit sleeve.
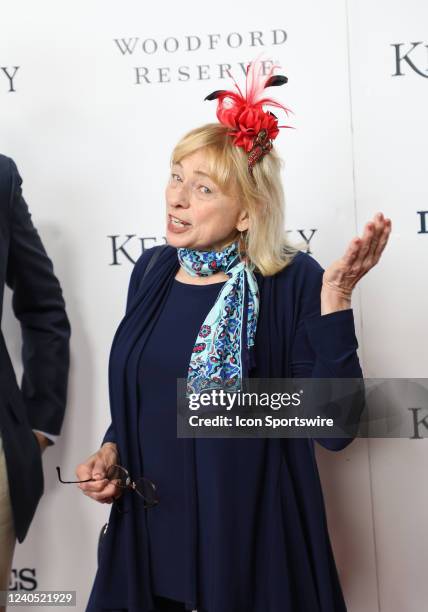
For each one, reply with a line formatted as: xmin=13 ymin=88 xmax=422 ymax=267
xmin=290 ymin=256 xmax=365 ymax=451
xmin=5 ymin=158 xmax=71 ymax=437
xmin=101 ymin=248 xmax=155 ymax=446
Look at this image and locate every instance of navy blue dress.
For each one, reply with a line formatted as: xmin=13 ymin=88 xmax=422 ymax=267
xmin=138 ymin=279 xmax=226 ymax=603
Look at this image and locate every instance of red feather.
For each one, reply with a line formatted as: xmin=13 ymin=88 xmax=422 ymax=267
xmin=205 ymin=56 xmax=293 ymax=155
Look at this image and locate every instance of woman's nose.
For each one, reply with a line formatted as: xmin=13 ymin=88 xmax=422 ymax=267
xmin=170 ymin=186 xmax=190 ymax=208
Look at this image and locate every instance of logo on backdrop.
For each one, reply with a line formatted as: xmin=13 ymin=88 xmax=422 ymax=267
xmin=112 ymin=29 xmax=288 ymax=85
xmin=391 ymin=42 xmax=428 ymax=77
xmin=409 ymin=407 xmax=428 ymax=439
xmin=108 ymin=235 xmax=166 ymax=265
xmin=9 ymin=568 xmax=37 ymax=591
xmin=417 ymin=211 xmax=428 ymax=234
xmin=0 ymin=66 xmax=20 ymax=92
xmin=107 ymin=229 xmax=316 ymax=265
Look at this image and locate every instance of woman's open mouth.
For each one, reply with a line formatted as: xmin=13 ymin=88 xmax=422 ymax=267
xmin=168 ymin=214 xmax=192 ymax=233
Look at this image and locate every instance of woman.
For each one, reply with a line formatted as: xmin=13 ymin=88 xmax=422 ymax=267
xmin=77 ymin=61 xmax=391 ymax=612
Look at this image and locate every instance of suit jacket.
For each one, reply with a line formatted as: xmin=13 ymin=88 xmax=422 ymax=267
xmin=0 ymin=154 xmax=71 ymax=542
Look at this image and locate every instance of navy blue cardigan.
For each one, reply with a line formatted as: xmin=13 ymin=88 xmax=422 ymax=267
xmin=87 ymin=245 xmax=363 ymax=612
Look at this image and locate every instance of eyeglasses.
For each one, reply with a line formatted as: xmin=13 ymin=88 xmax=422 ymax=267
xmin=56 ymin=464 xmax=160 ymax=509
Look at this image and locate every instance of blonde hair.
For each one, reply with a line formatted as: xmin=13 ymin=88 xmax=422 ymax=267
xmin=170 ymin=123 xmax=305 ymax=276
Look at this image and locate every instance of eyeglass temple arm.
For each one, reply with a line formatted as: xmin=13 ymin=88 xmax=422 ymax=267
xmin=56 ymin=466 xmax=96 ymax=484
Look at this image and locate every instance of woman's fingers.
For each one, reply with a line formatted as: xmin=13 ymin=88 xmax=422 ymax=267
xmin=341 ymin=237 xmax=361 ymax=268
xmin=81 ymin=482 xmax=120 ymax=502
xmin=80 ymin=480 xmax=124 ymax=504
xmin=76 ymin=444 xmax=119 ymax=501
xmin=323 ymin=212 xmax=392 ymax=298
xmin=80 ymin=479 xmax=123 ymax=502
xmin=348 ymin=213 xmax=391 ymax=276
xmin=373 ymin=218 xmax=392 ymax=262
xmin=78 ymin=476 xmax=109 ymax=494
xmin=356 ymin=221 xmax=375 ymax=264
xmin=361 ymin=214 xmax=384 ymax=266
xmin=342 ymin=220 xmax=377 ymax=272
xmin=353 ymin=220 xmax=378 ymax=270
xmin=92 ymin=455 xmax=109 ymax=479
xmin=75 ymin=459 xmax=94 ymax=482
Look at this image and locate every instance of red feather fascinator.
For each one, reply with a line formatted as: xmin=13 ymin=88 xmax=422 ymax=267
xmin=204 ymin=58 xmax=293 ymax=176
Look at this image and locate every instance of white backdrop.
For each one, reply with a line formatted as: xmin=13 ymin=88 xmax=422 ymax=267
xmin=0 ymin=1 xmax=427 ymax=611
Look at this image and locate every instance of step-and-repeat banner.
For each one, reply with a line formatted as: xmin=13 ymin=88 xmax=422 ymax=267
xmin=0 ymin=1 xmax=426 ymax=611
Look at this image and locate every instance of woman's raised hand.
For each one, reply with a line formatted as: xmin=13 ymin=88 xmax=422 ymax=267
xmin=321 ymin=212 xmax=392 ymax=314
xmin=75 ymin=442 xmax=121 ymax=504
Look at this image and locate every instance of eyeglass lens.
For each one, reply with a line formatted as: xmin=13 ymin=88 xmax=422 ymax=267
xmin=105 ymin=465 xmax=159 ymax=506
xmin=105 ymin=464 xmax=129 ymax=487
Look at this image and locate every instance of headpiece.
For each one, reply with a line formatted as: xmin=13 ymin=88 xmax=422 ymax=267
xmin=204 ymin=57 xmax=292 ymax=176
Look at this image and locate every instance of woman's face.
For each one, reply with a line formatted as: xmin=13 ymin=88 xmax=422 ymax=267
xmin=165 ymin=149 xmax=248 ymax=251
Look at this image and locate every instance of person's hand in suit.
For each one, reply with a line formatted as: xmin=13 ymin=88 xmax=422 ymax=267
xmin=32 ymin=432 xmax=50 ymax=453
xmin=75 ymin=443 xmax=122 ymax=504
xmin=5 ymin=156 xmax=71 ymax=440
xmin=0 ymin=155 xmax=70 ymax=545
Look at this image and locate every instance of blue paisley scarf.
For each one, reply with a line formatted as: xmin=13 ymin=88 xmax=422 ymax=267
xmin=177 ymin=240 xmax=259 ymax=396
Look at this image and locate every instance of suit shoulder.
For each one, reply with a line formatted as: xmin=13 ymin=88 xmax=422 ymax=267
xmin=0 ymin=154 xmax=14 ymax=173
xmin=0 ymin=154 xmax=16 ymax=183
xmin=0 ymin=155 xmax=20 ymax=184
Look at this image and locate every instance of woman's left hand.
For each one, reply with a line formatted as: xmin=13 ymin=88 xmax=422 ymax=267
xmin=321 ymin=212 xmax=392 ymax=315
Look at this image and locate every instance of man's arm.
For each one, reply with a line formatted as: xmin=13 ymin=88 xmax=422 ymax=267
xmin=5 ymin=157 xmax=71 ymax=440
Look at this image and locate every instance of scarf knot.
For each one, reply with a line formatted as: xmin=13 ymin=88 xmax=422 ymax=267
xmin=177 ymin=241 xmax=259 ymax=396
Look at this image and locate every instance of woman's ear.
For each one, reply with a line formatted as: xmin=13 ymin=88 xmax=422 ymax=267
xmin=236 ymin=209 xmax=249 ymax=232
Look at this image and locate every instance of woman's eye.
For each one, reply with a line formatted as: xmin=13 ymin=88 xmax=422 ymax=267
xmin=171 ymin=173 xmax=182 ymax=182
xmin=199 ymin=185 xmax=212 ymax=194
